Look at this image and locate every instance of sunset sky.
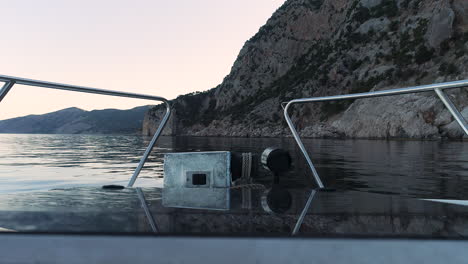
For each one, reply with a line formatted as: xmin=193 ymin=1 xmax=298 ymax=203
xmin=0 ymin=0 xmax=285 ymax=120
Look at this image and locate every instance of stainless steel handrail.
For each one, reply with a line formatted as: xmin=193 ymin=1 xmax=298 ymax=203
xmin=0 ymin=74 xmax=171 ymax=187
xmin=284 ymin=80 xmax=468 ymax=188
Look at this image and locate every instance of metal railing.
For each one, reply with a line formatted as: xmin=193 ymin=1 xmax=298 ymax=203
xmin=283 ymin=80 xmax=468 ymax=188
xmin=0 ymin=74 xmax=171 ymax=187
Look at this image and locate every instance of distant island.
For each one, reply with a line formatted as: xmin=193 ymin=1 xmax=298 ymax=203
xmin=0 ymin=106 xmax=150 ymax=134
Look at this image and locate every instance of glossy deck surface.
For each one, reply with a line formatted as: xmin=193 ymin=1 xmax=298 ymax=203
xmin=0 ymin=186 xmax=467 ymax=238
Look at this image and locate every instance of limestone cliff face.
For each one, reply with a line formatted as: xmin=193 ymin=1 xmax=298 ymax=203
xmin=143 ymin=0 xmax=468 ymax=139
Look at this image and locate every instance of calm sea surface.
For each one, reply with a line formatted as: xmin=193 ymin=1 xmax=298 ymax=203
xmin=0 ymin=134 xmax=467 ymax=199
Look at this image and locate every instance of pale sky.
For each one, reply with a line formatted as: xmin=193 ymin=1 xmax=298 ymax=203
xmin=0 ymin=0 xmax=285 ymax=120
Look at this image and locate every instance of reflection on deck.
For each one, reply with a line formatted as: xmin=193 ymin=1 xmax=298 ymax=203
xmin=0 ymin=187 xmax=467 ymax=237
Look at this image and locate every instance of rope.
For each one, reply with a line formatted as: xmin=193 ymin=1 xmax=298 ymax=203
xmin=231 ymin=183 xmax=266 ymax=190
xmin=241 ymin=152 xmax=252 ymax=179
xmin=233 ymin=151 xmax=264 ymax=210
xmin=232 ymin=152 xmax=265 ymax=190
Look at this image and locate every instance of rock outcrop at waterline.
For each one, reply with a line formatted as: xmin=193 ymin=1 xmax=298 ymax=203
xmin=143 ymin=0 xmax=468 ymax=139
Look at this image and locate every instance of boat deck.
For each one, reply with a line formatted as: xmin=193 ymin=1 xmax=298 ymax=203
xmin=0 ymin=187 xmax=467 ymax=237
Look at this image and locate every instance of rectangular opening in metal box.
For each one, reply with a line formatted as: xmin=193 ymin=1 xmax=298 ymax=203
xmin=192 ymin=174 xmax=207 ymax=185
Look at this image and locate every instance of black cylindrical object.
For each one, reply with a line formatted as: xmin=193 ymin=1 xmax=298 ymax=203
xmin=261 ymin=147 xmax=292 ymax=173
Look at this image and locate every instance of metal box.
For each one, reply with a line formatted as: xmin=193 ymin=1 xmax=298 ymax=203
xmin=162 ymin=151 xmax=231 ymax=210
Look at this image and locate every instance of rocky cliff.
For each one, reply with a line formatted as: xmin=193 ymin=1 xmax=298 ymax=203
xmin=144 ymin=0 xmax=468 ymax=139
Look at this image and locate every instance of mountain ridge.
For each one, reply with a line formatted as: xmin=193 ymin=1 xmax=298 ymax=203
xmin=0 ymin=106 xmax=151 ymax=134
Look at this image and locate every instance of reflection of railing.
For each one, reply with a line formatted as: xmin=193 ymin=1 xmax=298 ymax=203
xmin=283 ymin=80 xmax=468 ymax=188
xmin=0 ymin=74 xmax=171 ymax=187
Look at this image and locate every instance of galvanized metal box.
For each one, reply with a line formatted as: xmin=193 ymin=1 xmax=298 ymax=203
xmin=162 ymin=151 xmax=231 ymax=210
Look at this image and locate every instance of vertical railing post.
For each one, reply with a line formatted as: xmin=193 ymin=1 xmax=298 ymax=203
xmin=434 ymin=88 xmax=468 ymax=136
xmin=284 ymin=102 xmax=325 ymax=188
xmin=127 ymin=101 xmax=171 ymax=187
xmin=0 ymin=81 xmax=16 ymax=103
